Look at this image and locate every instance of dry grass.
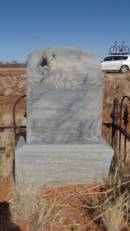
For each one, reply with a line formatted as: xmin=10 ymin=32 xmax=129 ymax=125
xmin=10 ymin=182 xmax=100 ymax=231
xmin=11 ymin=182 xmax=37 ymax=220
xmin=33 ymin=193 xmax=59 ymax=230
xmin=1 ymin=178 xmax=129 ymax=231
xmin=0 ymin=144 xmax=14 ymax=179
xmin=10 ymin=182 xmax=60 ymax=230
xmin=102 ymin=193 xmax=128 ymax=231
xmin=81 ymin=180 xmax=130 ymax=231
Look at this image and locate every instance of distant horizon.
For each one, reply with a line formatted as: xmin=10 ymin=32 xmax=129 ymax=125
xmin=1 ymin=43 xmax=130 ymax=63
xmin=0 ymin=45 xmax=110 ymax=63
xmin=0 ymin=0 xmax=130 ymax=62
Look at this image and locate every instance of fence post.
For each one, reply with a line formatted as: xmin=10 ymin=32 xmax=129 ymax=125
xmin=111 ymin=98 xmax=120 ymax=149
xmin=123 ymin=104 xmax=129 ymax=165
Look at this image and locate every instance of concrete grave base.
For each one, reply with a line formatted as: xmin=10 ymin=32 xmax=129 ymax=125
xmin=16 ymin=141 xmax=113 ymax=186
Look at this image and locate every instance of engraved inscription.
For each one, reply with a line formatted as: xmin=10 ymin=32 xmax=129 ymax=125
xmin=42 ymin=74 xmax=88 ymax=90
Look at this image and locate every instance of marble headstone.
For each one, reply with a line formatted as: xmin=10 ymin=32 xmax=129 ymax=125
xmin=27 ymin=47 xmax=103 ymax=144
xmin=16 ymin=47 xmax=113 ymax=186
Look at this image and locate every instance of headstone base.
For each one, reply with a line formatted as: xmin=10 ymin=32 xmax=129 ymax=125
xmin=16 ymin=141 xmax=113 ymax=186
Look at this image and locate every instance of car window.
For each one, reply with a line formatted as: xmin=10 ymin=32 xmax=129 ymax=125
xmin=104 ymin=56 xmax=113 ymax=61
xmin=113 ymin=56 xmax=122 ymax=61
xmin=122 ymin=56 xmax=128 ymax=60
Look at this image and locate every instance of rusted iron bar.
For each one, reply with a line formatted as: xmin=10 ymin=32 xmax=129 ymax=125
xmin=103 ymin=123 xmax=130 ymax=142
xmin=0 ymin=125 xmax=26 ymax=132
xmin=13 ymin=94 xmax=26 ymax=141
xmin=113 ymin=124 xmax=130 ymax=141
xmin=104 ymin=95 xmax=130 ymax=167
xmin=123 ymin=104 xmax=129 ymax=164
xmin=111 ymin=98 xmax=120 ymax=148
xmin=0 ymin=95 xmax=26 ymax=183
xmin=119 ymin=96 xmax=130 ymax=165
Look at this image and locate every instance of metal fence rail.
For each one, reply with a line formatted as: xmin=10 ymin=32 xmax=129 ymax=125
xmin=0 ymin=94 xmax=26 ymax=146
xmin=104 ymin=96 xmax=130 ymax=167
xmin=0 ymin=95 xmax=26 ymax=181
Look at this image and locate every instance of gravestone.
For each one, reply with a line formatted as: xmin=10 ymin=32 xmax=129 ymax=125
xmin=16 ymin=47 xmax=113 ymax=186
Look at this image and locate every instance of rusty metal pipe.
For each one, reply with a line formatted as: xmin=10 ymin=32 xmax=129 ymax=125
xmin=13 ymin=95 xmax=26 ymax=143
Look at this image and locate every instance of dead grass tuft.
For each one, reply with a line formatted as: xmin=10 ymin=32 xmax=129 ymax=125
xmin=10 ymin=182 xmax=60 ymax=230
xmin=102 ymin=193 xmax=128 ymax=231
xmin=11 ymin=182 xmax=37 ymax=220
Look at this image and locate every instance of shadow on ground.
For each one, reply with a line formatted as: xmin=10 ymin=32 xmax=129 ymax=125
xmin=0 ymin=201 xmax=21 ymax=231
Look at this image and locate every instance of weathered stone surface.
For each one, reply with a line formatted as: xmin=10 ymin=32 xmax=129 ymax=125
xmin=16 ymin=143 xmax=113 ymax=186
xmin=16 ymin=47 xmax=113 ymax=185
xmin=27 ymin=47 xmax=103 ymax=144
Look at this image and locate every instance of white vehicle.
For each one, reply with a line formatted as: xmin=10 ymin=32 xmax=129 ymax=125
xmin=101 ymin=54 xmax=130 ymax=73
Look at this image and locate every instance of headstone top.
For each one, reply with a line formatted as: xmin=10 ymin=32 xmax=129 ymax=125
xmin=27 ymin=47 xmax=103 ymax=144
xmin=28 ymin=47 xmax=102 ymax=82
